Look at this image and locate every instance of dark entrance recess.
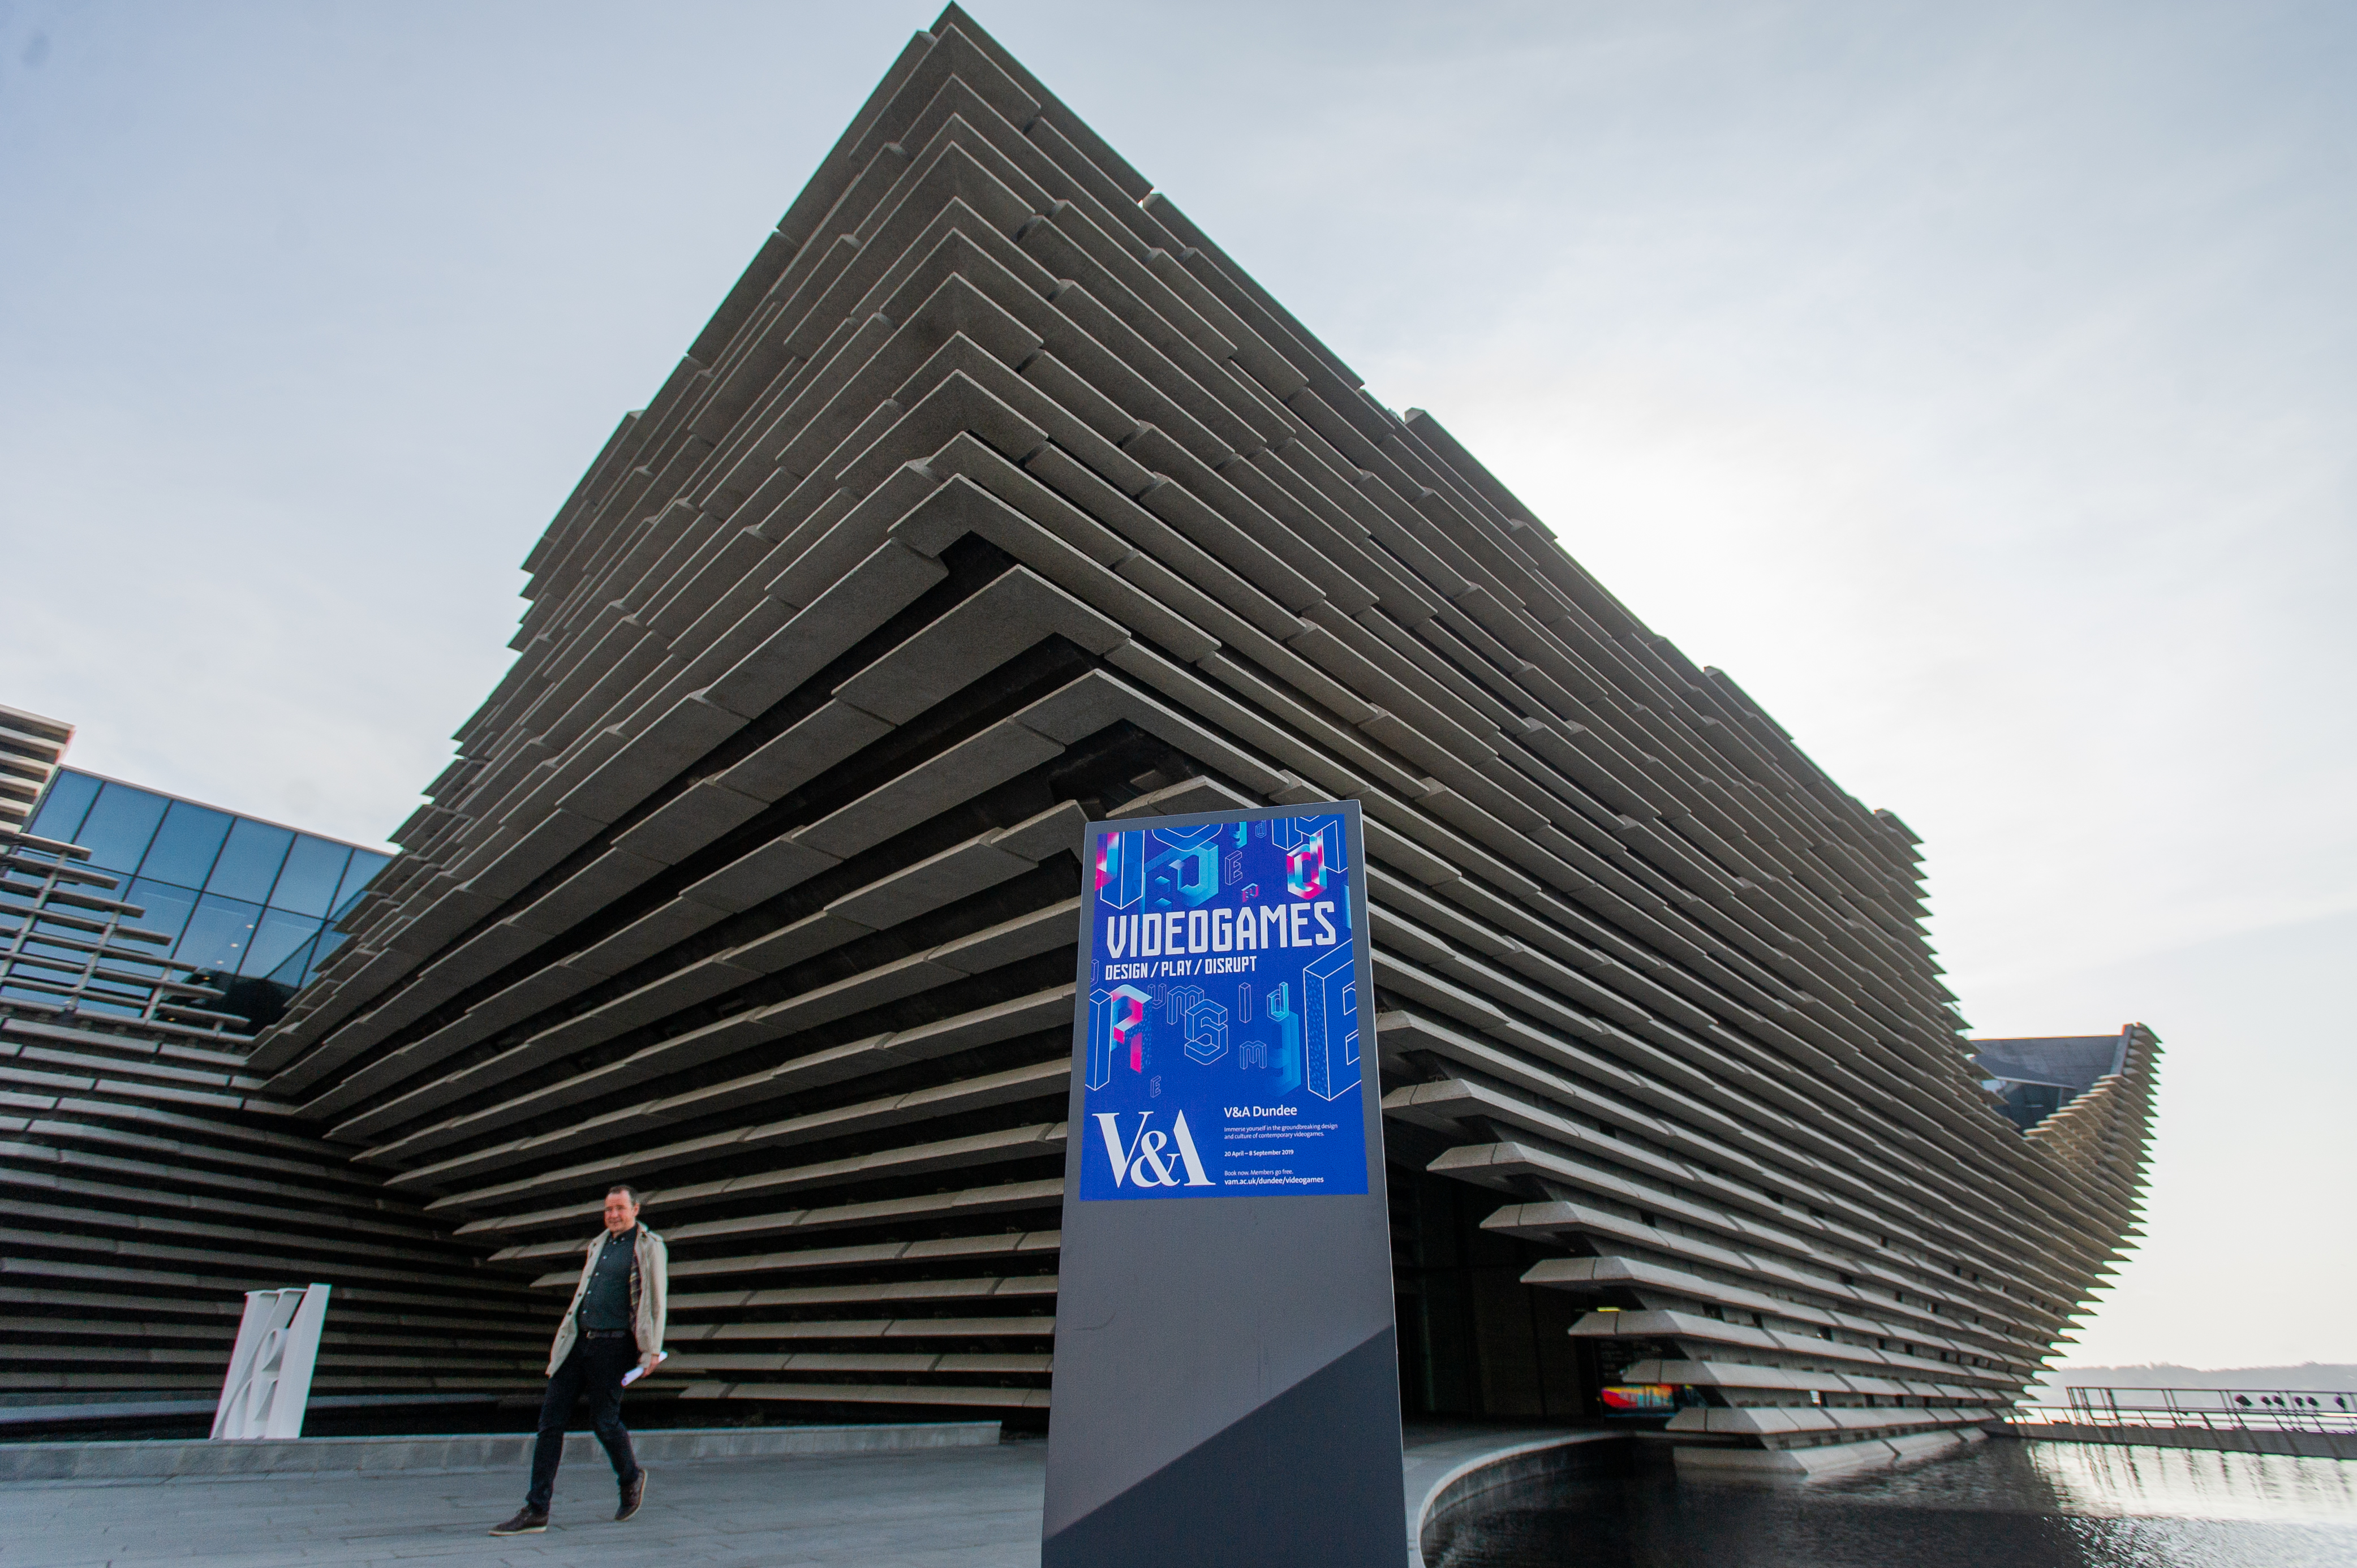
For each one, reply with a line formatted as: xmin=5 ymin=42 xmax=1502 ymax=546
xmin=1388 ymin=1158 xmax=1593 ymax=1419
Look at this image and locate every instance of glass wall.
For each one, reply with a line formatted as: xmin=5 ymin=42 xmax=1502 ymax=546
xmin=16 ymin=769 xmax=390 ymax=1028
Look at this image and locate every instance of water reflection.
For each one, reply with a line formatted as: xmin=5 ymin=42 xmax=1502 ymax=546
xmin=2029 ymin=1440 xmax=2357 ymax=1523
xmin=1425 ymin=1438 xmax=2357 ymax=1568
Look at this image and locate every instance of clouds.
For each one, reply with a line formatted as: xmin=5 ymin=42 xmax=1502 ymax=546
xmin=1 ymin=0 xmax=2346 ymax=1363
xmin=1281 ymin=0 xmax=2357 ymax=992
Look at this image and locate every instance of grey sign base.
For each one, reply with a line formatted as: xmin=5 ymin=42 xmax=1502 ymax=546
xmin=1045 ymin=1328 xmax=1404 ymax=1567
xmin=1044 ymin=802 xmax=1405 ymax=1567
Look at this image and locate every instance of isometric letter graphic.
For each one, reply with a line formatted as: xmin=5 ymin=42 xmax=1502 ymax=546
xmin=1273 ymin=813 xmax=1346 ymax=868
xmin=1301 ymin=945 xmax=1360 ymax=1100
xmin=1087 ymin=984 xmax=1152 ymax=1089
xmin=1095 ymin=831 xmax=1144 ymax=909
xmin=1146 ymin=828 xmax=1221 ymax=908
xmin=1182 ymin=999 xmax=1229 ymax=1065
xmin=1262 ymin=983 xmax=1304 ymax=1096
xmin=1283 ymin=835 xmax=1326 ymax=901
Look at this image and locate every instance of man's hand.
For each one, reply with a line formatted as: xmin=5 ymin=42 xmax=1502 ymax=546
xmin=637 ymin=1351 xmax=660 ymax=1376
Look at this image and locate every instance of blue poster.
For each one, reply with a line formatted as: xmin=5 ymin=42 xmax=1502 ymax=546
xmin=1076 ymin=804 xmax=1368 ymax=1200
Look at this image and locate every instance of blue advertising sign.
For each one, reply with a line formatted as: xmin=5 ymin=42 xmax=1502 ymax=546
xmin=1077 ymin=804 xmax=1366 ymax=1201
xmin=1048 ymin=797 xmax=1401 ymax=1567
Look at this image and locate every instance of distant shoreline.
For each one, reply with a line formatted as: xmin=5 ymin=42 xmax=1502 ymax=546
xmin=2028 ymin=1362 xmax=2357 ymax=1398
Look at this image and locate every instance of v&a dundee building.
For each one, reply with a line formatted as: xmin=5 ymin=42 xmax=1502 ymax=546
xmin=6 ymin=7 xmax=2157 ymax=1478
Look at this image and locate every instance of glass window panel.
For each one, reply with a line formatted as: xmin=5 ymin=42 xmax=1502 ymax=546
xmin=268 ymin=836 xmax=350 ymax=917
xmin=27 ymin=771 xmax=100 ymax=843
xmin=122 ymin=880 xmax=199 ymax=947
xmin=175 ymin=894 xmax=261 ymax=975
xmin=309 ymin=927 xmax=349 ymax=972
xmin=239 ymin=908 xmax=321 ymax=979
xmin=330 ymin=850 xmax=392 ymax=920
xmin=264 ymin=932 xmax=321 ymax=988
xmin=75 ymin=995 xmax=143 ymax=1019
xmin=136 ymin=801 xmax=233 ymax=890
xmin=72 ymin=783 xmax=170 ymax=876
xmin=206 ymin=818 xmax=294 ymax=904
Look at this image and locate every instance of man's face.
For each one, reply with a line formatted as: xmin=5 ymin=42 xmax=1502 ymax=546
xmin=603 ymin=1191 xmax=639 ymax=1234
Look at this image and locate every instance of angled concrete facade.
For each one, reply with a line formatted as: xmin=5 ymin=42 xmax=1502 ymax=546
xmin=0 ymin=821 xmax=546 ymax=1428
xmin=236 ymin=7 xmax=2157 ymax=1463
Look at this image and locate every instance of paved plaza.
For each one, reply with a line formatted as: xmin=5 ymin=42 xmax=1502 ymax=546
xmin=0 ymin=1441 xmax=1050 ymax=1568
xmin=0 ymin=1420 xmax=1608 ymax=1567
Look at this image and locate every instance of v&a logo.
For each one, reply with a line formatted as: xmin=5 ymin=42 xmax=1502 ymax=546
xmin=1093 ymin=1110 xmax=1216 ymax=1189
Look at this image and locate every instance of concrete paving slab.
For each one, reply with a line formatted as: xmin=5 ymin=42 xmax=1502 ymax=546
xmin=0 ymin=1421 xmax=1000 ymax=1484
xmin=0 ymin=1441 xmax=1050 ymax=1568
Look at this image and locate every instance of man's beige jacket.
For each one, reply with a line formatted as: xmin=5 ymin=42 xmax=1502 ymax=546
xmin=547 ymin=1225 xmax=668 ymax=1376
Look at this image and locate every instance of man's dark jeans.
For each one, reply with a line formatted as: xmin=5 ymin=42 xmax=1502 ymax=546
xmin=526 ymin=1334 xmax=640 ymax=1512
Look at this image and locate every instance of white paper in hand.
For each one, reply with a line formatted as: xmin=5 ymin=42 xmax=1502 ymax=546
xmin=620 ymin=1351 xmax=667 ymax=1387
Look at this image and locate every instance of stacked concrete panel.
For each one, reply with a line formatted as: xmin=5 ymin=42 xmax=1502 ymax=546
xmin=1 ymin=833 xmax=547 ymax=1425
xmin=0 ymin=706 xmax=72 ymax=835
xmin=244 ymin=6 xmax=2157 ymax=1461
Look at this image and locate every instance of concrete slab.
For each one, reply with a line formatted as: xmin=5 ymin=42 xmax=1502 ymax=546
xmin=0 ymin=1421 xmax=999 ymax=1484
xmin=0 ymin=1435 xmax=1043 ymax=1568
xmin=1675 ymin=1424 xmax=1985 ymax=1481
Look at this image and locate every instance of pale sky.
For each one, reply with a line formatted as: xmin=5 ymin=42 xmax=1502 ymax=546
xmin=3 ymin=1 xmax=2349 ymax=1370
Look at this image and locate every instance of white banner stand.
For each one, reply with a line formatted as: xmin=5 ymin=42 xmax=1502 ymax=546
xmin=210 ymin=1283 xmax=332 ymax=1441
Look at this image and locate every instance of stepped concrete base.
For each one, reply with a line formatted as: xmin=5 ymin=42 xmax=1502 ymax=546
xmin=1676 ymin=1424 xmax=1986 ymax=1481
xmin=2002 ymin=1421 xmax=2357 ymax=1460
xmin=0 ymin=1420 xmax=999 ymax=1484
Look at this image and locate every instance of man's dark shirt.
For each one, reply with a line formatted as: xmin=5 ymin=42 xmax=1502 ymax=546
xmin=578 ymin=1226 xmax=636 ymax=1333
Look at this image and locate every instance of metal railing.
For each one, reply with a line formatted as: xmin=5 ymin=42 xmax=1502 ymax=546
xmin=2006 ymin=1386 xmax=2357 ymax=1436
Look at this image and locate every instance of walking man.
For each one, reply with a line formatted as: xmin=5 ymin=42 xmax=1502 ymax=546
xmin=491 ymin=1184 xmax=667 ymax=1535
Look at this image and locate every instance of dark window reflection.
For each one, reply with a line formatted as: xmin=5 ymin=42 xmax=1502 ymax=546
xmin=137 ymin=800 xmax=234 ymax=889
xmin=27 ymin=772 xmax=100 ymax=842
xmin=188 ymin=973 xmax=299 ymax=1034
xmin=268 ymin=836 xmax=351 ymax=918
xmin=72 ymin=783 xmax=169 ymax=876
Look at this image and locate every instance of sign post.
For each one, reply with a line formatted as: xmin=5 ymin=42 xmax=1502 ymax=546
xmin=1043 ymin=799 xmax=1404 ymax=1567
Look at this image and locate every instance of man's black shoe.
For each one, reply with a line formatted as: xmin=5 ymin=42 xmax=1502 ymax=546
xmin=616 ymin=1468 xmax=647 ymax=1522
xmin=489 ymin=1507 xmax=548 ymax=1536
